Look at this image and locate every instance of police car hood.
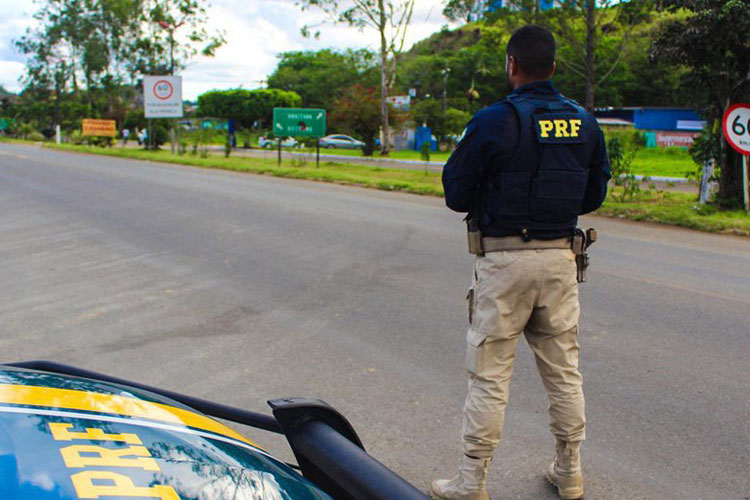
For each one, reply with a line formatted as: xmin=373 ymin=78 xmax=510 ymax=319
xmin=0 ymin=366 xmax=330 ymax=500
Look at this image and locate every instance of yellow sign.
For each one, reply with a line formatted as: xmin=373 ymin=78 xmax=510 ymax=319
xmin=82 ymin=119 xmax=117 ymax=137
xmin=538 ymin=118 xmax=582 ymax=139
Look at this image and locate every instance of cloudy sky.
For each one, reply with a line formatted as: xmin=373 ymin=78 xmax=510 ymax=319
xmin=0 ymin=0 xmax=452 ymax=100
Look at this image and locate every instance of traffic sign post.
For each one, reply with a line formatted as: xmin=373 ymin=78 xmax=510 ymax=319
xmin=143 ymin=76 xmax=183 ymax=118
xmin=272 ymin=108 xmax=326 ymax=167
xmin=143 ymin=76 xmax=183 ymax=152
xmin=722 ymin=104 xmax=750 ymax=213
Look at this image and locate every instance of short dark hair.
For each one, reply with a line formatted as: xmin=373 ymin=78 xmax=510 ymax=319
xmin=506 ymin=25 xmax=556 ymax=79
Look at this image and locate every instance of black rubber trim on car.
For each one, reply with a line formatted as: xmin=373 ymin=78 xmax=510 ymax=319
xmin=270 ymin=397 xmax=428 ymax=500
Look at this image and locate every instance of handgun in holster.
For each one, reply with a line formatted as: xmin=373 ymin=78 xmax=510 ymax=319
xmin=466 ymin=216 xmax=484 ymax=256
xmin=571 ymin=228 xmax=597 ymax=283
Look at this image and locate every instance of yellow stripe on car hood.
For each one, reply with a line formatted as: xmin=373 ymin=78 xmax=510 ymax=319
xmin=0 ymin=383 xmax=257 ymax=447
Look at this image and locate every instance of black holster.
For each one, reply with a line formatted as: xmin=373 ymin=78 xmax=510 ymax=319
xmin=571 ymin=228 xmax=597 ymax=283
xmin=466 ymin=217 xmax=484 ymax=256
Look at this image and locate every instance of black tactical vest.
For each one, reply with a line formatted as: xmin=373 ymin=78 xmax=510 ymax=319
xmin=481 ymin=92 xmax=597 ymax=240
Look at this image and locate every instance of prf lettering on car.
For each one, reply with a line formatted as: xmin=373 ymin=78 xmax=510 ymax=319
xmin=534 ymin=113 xmax=586 ymax=144
xmin=48 ymin=422 xmax=180 ymax=500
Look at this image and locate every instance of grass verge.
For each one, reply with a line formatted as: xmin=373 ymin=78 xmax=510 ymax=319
xmin=598 ymin=188 xmax=750 ymax=236
xmin=3 ymin=140 xmax=746 ymax=237
xmin=44 ymin=143 xmax=445 ymax=196
xmin=631 ymin=147 xmax=696 ymax=179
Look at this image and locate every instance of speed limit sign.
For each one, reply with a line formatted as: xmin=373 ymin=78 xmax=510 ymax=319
xmin=723 ymin=104 xmax=750 ymax=155
xmin=723 ymin=103 xmax=750 ymax=212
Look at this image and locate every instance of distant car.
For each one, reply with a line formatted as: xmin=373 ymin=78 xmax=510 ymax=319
xmin=259 ymin=136 xmax=298 ymax=148
xmin=0 ymin=360 xmax=428 ymax=500
xmin=318 ymin=135 xmax=365 ymax=149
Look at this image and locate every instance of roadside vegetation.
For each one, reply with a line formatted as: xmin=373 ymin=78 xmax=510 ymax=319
xmin=599 ymin=189 xmax=750 ymax=236
xmin=2 ymin=0 xmax=747 ymax=235
xmin=42 ymin=142 xmax=444 ymax=196
xmin=5 ymin=138 xmax=740 ymax=237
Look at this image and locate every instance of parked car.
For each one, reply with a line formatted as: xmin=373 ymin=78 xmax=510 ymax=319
xmin=259 ymin=136 xmax=298 ymax=148
xmin=318 ymin=135 xmax=365 ymax=149
xmin=0 ymin=360 xmax=427 ymax=500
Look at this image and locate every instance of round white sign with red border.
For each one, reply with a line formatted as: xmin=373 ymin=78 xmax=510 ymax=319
xmin=723 ymin=104 xmax=750 ymax=155
xmin=153 ymin=80 xmax=174 ymax=101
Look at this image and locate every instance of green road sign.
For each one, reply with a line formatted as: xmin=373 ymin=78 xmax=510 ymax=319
xmin=273 ymin=108 xmax=326 ymax=138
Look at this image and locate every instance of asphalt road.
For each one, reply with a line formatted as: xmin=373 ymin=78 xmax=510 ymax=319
xmin=1 ymin=142 xmax=748 ymax=499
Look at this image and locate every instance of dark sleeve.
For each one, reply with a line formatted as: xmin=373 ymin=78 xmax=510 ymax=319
xmin=442 ymin=106 xmax=516 ymax=213
xmin=580 ymin=127 xmax=611 ymax=214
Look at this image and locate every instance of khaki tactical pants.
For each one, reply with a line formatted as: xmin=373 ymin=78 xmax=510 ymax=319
xmin=463 ymin=248 xmax=585 ymax=459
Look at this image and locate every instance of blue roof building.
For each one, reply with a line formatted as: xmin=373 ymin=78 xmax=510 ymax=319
xmin=594 ymin=107 xmax=705 ymax=132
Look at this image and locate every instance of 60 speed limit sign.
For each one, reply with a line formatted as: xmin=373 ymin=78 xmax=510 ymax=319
xmin=723 ymin=103 xmax=750 ymax=212
xmin=723 ymin=104 xmax=750 ymax=155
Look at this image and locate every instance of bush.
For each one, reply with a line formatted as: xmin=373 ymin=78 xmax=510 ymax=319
xmin=238 ymin=128 xmax=253 ymax=148
xmin=86 ymin=136 xmax=114 ymax=147
xmin=607 ymin=135 xmax=640 ymax=202
xmin=27 ymin=131 xmax=46 ymax=142
xmin=144 ymin=124 xmax=168 ymax=149
xmin=603 ymin=127 xmax=644 ymax=151
xmin=70 ymin=130 xmax=85 ymax=145
xmin=224 ymin=134 xmax=232 ymax=158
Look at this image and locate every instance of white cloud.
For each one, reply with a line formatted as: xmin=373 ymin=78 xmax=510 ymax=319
xmin=0 ymin=0 xmax=452 ymax=99
xmin=0 ymin=61 xmax=26 ymax=92
xmin=0 ymin=0 xmax=36 ymax=92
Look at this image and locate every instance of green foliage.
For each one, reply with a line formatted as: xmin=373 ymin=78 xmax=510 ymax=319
xmin=420 ymin=141 xmax=431 ymax=162
xmin=655 ymin=0 xmax=750 ymax=119
xmin=410 ymin=99 xmax=471 ymax=140
xmin=224 ymin=134 xmax=232 ymax=158
xmin=686 ymin=122 xmax=721 ymax=184
xmin=127 ymin=0 xmax=225 ymax=75
xmin=654 ymin=0 xmax=750 ymax=206
xmin=329 ymin=85 xmax=382 ymax=156
xmin=444 ymin=108 xmax=472 ymax=137
xmin=411 ymin=99 xmax=444 ymax=133
xmin=27 ymin=131 xmax=46 ymax=142
xmin=86 ymin=136 xmax=114 ymax=147
xmin=48 ymin=142 xmax=445 ymax=196
xmin=600 ymin=189 xmax=750 ymax=236
xmin=188 ymin=128 xmax=213 ymax=156
xmin=392 ymin=4 xmax=693 ymax=110
xmin=443 ymin=0 xmax=485 ymax=22
xmin=607 ymin=135 xmax=641 ymax=202
xmin=296 ymin=0 xmax=416 ymax=154
xmin=14 ymin=0 xmax=224 ymax=135
xmin=197 ymin=88 xmax=302 ymax=129
xmin=267 ymin=49 xmax=376 ymax=110
xmin=238 ymin=128 xmax=253 ymax=148
xmin=70 ymin=130 xmax=85 ymax=145
xmin=43 ymin=142 xmax=750 ymax=235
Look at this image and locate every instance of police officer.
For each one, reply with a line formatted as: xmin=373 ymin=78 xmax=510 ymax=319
xmin=431 ymin=26 xmax=610 ymax=500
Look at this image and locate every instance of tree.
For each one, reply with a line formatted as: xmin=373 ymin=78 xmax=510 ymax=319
xmin=267 ymin=49 xmax=376 ymax=109
xmin=197 ymin=88 xmax=302 ymax=129
xmin=654 ymin=0 xmax=750 ymax=207
xmin=444 ymin=107 xmax=472 ymax=137
xmin=298 ymin=0 xmax=416 ymax=155
xmin=330 ymin=84 xmax=395 ymax=155
xmin=15 ymin=0 xmax=224 ymax=137
xmin=443 ymin=0 xmax=486 ymax=23
xmin=411 ymin=99 xmax=471 ymax=141
xmin=128 ymin=0 xmax=225 ymax=76
xmin=544 ymin=0 xmax=650 ymax=110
